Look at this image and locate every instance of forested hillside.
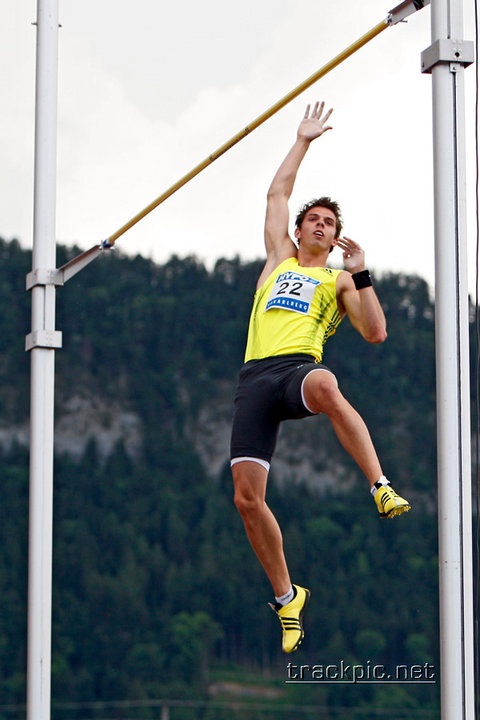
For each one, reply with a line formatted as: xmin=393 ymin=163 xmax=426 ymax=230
xmin=0 ymin=236 xmax=461 ymax=718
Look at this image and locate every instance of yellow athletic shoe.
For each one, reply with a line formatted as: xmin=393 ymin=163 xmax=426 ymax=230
xmin=374 ymin=482 xmax=411 ymax=518
xmin=269 ymin=584 xmax=310 ymax=653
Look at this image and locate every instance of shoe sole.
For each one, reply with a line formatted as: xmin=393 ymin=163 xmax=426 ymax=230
xmin=380 ymin=503 xmax=411 ymax=519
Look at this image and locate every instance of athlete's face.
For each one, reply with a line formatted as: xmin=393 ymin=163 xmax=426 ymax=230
xmin=295 ymin=207 xmax=338 ymax=250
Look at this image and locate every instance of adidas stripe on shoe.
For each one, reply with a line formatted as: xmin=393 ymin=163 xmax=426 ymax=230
xmin=374 ymin=482 xmax=411 ymax=518
xmin=269 ymin=584 xmax=310 ymax=653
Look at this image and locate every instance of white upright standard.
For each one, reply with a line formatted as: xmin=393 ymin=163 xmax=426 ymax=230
xmin=25 ymin=1 xmax=61 ymax=720
xmin=421 ymin=0 xmax=475 ymax=717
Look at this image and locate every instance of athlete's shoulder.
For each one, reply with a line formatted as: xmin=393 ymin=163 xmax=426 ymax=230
xmin=256 ymin=255 xmax=299 ymax=291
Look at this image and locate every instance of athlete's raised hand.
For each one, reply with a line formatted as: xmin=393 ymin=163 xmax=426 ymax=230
xmin=335 ymin=236 xmax=366 ymax=274
xmin=297 ymin=101 xmax=333 ymax=142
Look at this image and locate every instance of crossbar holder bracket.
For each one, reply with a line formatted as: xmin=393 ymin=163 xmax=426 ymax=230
xmin=388 ymin=0 xmax=431 ymax=25
xmin=26 ymin=268 xmax=64 ymax=291
xmin=25 ymin=330 xmax=63 ymax=351
xmin=421 ymin=38 xmax=474 ymax=73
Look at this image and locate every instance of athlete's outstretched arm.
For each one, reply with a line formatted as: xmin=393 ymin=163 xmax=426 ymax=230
xmin=256 ymin=102 xmax=333 ymax=288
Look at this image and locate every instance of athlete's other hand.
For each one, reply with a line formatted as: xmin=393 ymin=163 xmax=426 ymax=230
xmin=334 ymin=236 xmax=366 ymax=274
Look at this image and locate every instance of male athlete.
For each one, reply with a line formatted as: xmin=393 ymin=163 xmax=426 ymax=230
xmin=230 ymin=101 xmax=410 ymax=654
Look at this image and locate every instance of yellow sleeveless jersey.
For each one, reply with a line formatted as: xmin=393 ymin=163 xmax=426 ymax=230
xmin=244 ymin=258 xmax=344 ymax=363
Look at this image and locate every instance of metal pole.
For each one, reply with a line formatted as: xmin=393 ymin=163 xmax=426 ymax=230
xmin=422 ymin=0 xmax=475 ymax=717
xmin=26 ymin=1 xmax=61 ymax=719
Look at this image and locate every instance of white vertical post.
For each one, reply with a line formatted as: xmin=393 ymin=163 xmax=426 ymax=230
xmin=424 ymin=0 xmax=475 ymax=717
xmin=26 ymin=1 xmax=60 ymax=720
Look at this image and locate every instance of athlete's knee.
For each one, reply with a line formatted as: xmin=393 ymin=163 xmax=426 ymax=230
xmin=232 ymin=463 xmax=267 ymax=519
xmin=233 ymin=478 xmax=261 ymax=516
xmin=303 ymin=370 xmax=342 ymax=414
xmin=234 ymin=488 xmax=262 ymax=520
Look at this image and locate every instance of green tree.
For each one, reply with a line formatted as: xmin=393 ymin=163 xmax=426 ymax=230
xmin=169 ymin=611 xmax=223 ymax=684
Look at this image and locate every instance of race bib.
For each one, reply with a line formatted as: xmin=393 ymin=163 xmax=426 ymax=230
xmin=265 ymin=271 xmax=321 ymax=315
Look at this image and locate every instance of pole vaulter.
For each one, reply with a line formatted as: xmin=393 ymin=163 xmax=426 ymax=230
xmin=26 ymin=2 xmax=432 ymax=720
xmin=56 ymin=0 xmax=430 ymax=282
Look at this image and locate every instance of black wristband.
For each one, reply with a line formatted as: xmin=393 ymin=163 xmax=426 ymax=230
xmin=352 ymin=269 xmax=373 ymax=290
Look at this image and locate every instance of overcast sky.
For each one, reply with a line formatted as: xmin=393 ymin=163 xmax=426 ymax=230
xmin=2 ymin=0 xmax=477 ymax=291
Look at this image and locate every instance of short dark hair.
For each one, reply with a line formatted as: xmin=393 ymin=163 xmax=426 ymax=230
xmin=295 ymin=197 xmax=343 ymax=238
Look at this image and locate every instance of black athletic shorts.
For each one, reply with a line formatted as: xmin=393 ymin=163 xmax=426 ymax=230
xmin=230 ymin=354 xmax=333 ymax=465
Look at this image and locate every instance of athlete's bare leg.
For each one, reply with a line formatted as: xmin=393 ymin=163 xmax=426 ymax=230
xmin=302 ymin=369 xmax=383 ymax=487
xmin=232 ymin=460 xmax=291 ymax=597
